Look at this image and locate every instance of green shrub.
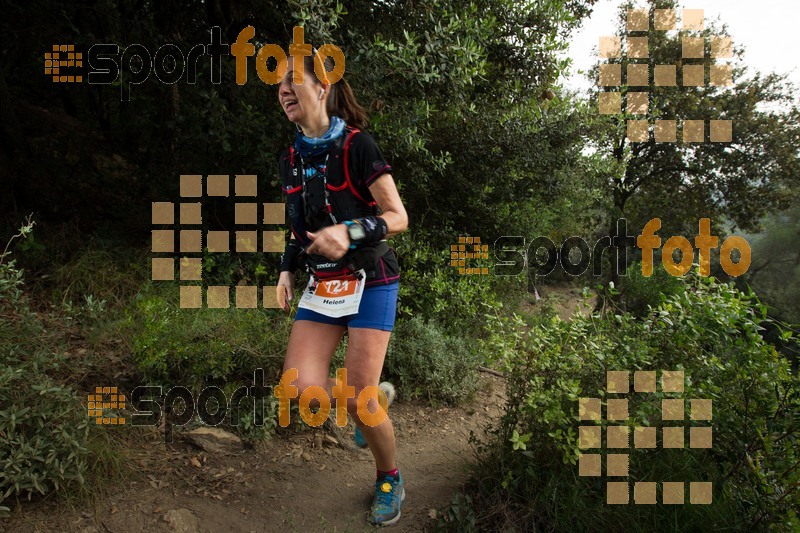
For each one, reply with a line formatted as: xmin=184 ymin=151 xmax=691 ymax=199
xmin=0 ymin=219 xmax=37 ymax=327
xmin=384 ymin=316 xmax=483 ymax=405
xmin=0 ymin=257 xmax=41 ymax=349
xmin=123 ymin=284 xmax=290 ymax=441
xmin=441 ymin=273 xmax=799 ymax=530
xmin=619 ymin=260 xmax=684 ymax=317
xmin=0 ymin=223 xmax=93 ymax=515
xmin=391 ymin=228 xmax=503 ymax=335
xmin=0 ymin=361 xmax=90 ymax=512
xmin=124 ymin=285 xmax=291 ymax=389
xmin=218 ymin=379 xmax=280 ymax=443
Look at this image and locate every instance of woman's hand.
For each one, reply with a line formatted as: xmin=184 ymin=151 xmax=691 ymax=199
xmin=305 ymin=225 xmax=351 ymax=261
xmin=276 ymin=271 xmax=295 ymax=314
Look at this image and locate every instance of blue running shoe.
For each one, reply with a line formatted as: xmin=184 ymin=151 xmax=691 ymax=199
xmin=353 ymin=425 xmax=368 ymax=448
xmin=354 ymin=382 xmax=395 ymax=449
xmin=368 ymin=471 xmax=405 ymax=526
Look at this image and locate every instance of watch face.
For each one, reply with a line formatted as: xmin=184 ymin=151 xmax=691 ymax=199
xmin=349 ymin=224 xmax=366 ymax=241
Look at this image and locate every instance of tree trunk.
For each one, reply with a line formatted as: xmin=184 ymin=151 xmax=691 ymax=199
xmin=596 ymin=188 xmax=628 ymax=313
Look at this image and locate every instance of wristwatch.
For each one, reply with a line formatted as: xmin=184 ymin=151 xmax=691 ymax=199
xmin=343 ymin=220 xmax=366 ymax=249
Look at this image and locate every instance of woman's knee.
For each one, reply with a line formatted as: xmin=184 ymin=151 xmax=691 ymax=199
xmin=276 ymin=369 xmax=328 ymax=406
xmin=296 ymin=380 xmax=332 ymax=410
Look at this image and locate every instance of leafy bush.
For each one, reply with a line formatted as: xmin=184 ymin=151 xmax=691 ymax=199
xmin=391 ymin=228 xmax=503 ymax=335
xmin=124 ymin=285 xmax=292 ymax=389
xmin=619 ymin=260 xmax=684 ymax=317
xmin=0 ymin=222 xmax=93 ymax=515
xmin=218 ymin=379 xmax=280 ymax=443
xmin=441 ymin=272 xmax=799 ymax=530
xmin=0 ymin=361 xmax=90 ymax=512
xmin=123 ymin=284 xmax=291 ymax=441
xmin=0 ymin=219 xmax=36 ymax=322
xmin=384 ymin=316 xmax=483 ymax=405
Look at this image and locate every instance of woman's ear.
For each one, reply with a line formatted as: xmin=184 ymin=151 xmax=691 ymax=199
xmin=319 ymin=82 xmax=331 ymax=100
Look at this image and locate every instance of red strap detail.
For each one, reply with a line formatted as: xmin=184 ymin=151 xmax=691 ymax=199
xmin=312 ymin=267 xmax=353 ymax=279
xmin=286 ymin=146 xmax=299 ymax=193
xmin=343 ymin=128 xmax=372 ymax=205
xmin=326 ymin=181 xmax=348 ymax=191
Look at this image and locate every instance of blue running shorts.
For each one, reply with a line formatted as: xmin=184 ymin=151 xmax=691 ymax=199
xmin=295 ymin=281 xmax=399 ymax=331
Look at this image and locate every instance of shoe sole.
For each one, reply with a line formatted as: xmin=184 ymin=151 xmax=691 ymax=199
xmin=371 ymin=487 xmax=406 ymax=527
xmin=378 ymin=382 xmax=396 ymax=409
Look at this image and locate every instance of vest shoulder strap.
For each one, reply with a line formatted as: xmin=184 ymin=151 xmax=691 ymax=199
xmin=341 ymin=128 xmax=378 ymax=208
xmin=286 ymin=128 xmax=378 ymax=209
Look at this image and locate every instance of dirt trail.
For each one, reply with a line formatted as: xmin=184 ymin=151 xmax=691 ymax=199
xmin=3 ymin=376 xmax=505 ymax=533
xmin=4 ymin=286 xmax=586 ymax=532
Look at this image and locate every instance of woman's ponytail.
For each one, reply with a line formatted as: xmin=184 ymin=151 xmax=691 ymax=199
xmin=327 ymin=78 xmax=368 ymax=130
xmin=304 ymin=54 xmax=368 ymax=130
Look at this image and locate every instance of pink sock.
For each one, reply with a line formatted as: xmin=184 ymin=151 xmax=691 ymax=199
xmin=377 ymin=468 xmax=399 ymax=479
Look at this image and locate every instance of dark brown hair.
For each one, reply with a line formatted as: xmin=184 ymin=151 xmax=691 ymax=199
xmin=303 ymin=55 xmax=368 ymax=130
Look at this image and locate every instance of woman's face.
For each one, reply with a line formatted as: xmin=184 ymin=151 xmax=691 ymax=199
xmin=278 ymin=57 xmax=326 ymax=127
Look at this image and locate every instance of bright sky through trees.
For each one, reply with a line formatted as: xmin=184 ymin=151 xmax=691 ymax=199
xmin=563 ymin=0 xmax=800 ymax=92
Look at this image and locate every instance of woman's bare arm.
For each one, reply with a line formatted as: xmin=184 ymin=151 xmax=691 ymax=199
xmin=368 ymin=173 xmax=408 ymax=237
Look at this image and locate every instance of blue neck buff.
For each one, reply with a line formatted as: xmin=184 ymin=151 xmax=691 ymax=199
xmin=294 ymin=116 xmax=346 ymax=159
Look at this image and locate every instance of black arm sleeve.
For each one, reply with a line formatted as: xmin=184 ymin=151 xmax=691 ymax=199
xmin=278 ymin=149 xmax=303 ymax=272
xmin=279 ymin=239 xmax=303 ymax=272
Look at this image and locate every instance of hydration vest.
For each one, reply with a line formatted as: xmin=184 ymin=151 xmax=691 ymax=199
xmin=282 ymin=127 xmax=389 ymax=279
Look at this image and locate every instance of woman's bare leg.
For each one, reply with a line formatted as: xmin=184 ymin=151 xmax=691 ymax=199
xmin=282 ymin=320 xmax=396 ymax=471
xmin=343 ymin=327 xmax=396 ymax=471
xmin=283 ymin=320 xmax=346 ymax=409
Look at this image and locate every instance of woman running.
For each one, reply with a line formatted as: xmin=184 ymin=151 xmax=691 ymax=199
xmin=275 ymin=50 xmax=408 ymax=527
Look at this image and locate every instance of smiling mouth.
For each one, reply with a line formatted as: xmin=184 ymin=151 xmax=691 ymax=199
xmin=284 ymin=100 xmax=298 ymax=112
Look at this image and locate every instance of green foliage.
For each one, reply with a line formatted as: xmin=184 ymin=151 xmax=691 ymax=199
xmin=121 ymin=278 xmax=292 ymax=436
xmin=593 ymin=0 xmax=800 ymax=235
xmin=0 ymin=256 xmax=31 ymax=334
xmin=446 ymin=273 xmax=799 ymax=530
xmin=235 ymin=404 xmax=278 ymax=443
xmin=220 ymin=380 xmax=280 ymax=444
xmin=392 ymin=228 xmax=503 ymax=334
xmin=0 ymin=223 xmax=99 ymax=515
xmin=288 ymin=0 xmax=346 ymax=43
xmin=0 ymin=361 xmax=89 ymax=512
xmin=122 ymin=285 xmax=290 ymax=441
xmin=0 ymin=217 xmax=36 ymax=321
xmin=745 ymin=200 xmax=800 ymax=324
xmin=384 ymin=316 xmax=483 ymax=406
xmin=437 ymin=492 xmax=478 ymax=531
xmin=124 ymin=285 xmax=291 ymax=390
xmin=619 ymin=260 xmax=684 ymax=317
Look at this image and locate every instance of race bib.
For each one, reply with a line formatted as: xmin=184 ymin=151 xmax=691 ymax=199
xmin=297 ymin=269 xmax=366 ymax=318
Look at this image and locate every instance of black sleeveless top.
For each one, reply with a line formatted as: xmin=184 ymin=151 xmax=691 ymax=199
xmin=279 ymin=129 xmax=400 ymax=286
